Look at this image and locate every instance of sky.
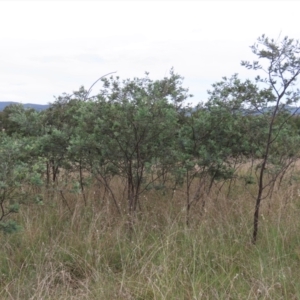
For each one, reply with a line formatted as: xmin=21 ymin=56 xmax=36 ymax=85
xmin=0 ymin=0 xmax=300 ymax=105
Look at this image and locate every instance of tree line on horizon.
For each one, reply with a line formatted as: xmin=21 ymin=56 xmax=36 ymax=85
xmin=1 ymin=34 xmax=300 ymax=244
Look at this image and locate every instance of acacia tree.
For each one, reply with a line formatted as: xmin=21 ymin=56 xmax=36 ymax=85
xmin=0 ymin=104 xmax=38 ymax=136
xmin=175 ymin=107 xmax=210 ymax=226
xmin=177 ymin=75 xmax=264 ymax=225
xmin=241 ymin=35 xmax=300 ymax=243
xmin=77 ymin=70 xmax=191 ymax=219
xmin=0 ymin=133 xmax=44 ymax=233
xmin=175 ymin=103 xmax=240 ymax=225
xmin=6 ymin=99 xmax=73 ymax=187
xmin=201 ymin=35 xmax=300 ymax=243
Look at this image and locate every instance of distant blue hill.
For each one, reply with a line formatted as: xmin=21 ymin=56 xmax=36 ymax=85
xmin=0 ymin=102 xmax=50 ymax=111
xmin=284 ymin=106 xmax=300 ymax=115
xmin=245 ymin=105 xmax=300 ymax=116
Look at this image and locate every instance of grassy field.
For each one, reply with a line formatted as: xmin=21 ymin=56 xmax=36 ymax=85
xmin=1 ymin=172 xmax=300 ymax=299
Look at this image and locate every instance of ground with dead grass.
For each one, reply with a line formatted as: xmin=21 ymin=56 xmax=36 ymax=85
xmin=1 ymin=171 xmax=300 ymax=299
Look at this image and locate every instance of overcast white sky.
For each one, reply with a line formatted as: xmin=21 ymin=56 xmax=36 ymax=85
xmin=1 ymin=1 xmax=299 ymax=105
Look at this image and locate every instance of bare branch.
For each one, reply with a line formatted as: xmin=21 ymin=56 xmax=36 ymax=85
xmin=84 ymin=71 xmax=117 ymax=101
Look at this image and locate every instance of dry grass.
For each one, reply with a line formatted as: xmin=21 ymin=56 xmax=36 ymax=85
xmin=1 ymin=167 xmax=300 ymax=299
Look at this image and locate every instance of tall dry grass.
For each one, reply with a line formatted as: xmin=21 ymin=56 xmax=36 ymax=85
xmin=1 ymin=167 xmax=300 ymax=299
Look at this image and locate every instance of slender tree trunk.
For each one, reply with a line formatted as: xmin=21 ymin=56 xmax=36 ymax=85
xmin=128 ymin=172 xmax=134 ymax=215
xmin=46 ymin=162 xmax=50 ymax=187
xmin=95 ymin=174 xmax=121 ymax=214
xmin=79 ymin=158 xmax=87 ymax=206
xmin=252 ymin=158 xmax=267 ymax=244
xmin=252 ymin=106 xmax=277 ymax=244
xmin=186 ymin=171 xmax=191 ymax=226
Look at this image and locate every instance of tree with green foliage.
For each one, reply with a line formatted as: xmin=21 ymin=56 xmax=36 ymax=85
xmin=0 ymin=104 xmax=37 ymax=136
xmin=176 ymin=77 xmax=261 ymax=225
xmin=196 ymin=35 xmax=300 ymax=243
xmin=0 ymin=133 xmax=44 ymax=233
xmin=241 ymin=35 xmax=300 ymax=243
xmin=74 ymin=70 xmax=191 ymax=220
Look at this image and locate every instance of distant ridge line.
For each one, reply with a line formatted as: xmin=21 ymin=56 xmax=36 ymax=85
xmin=1 ymin=101 xmax=300 ymax=115
xmin=0 ymin=101 xmax=50 ymax=111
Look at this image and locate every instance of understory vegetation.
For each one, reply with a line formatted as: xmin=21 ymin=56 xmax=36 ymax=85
xmin=1 ymin=176 xmax=300 ymax=299
xmin=1 ymin=35 xmax=300 ymax=299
